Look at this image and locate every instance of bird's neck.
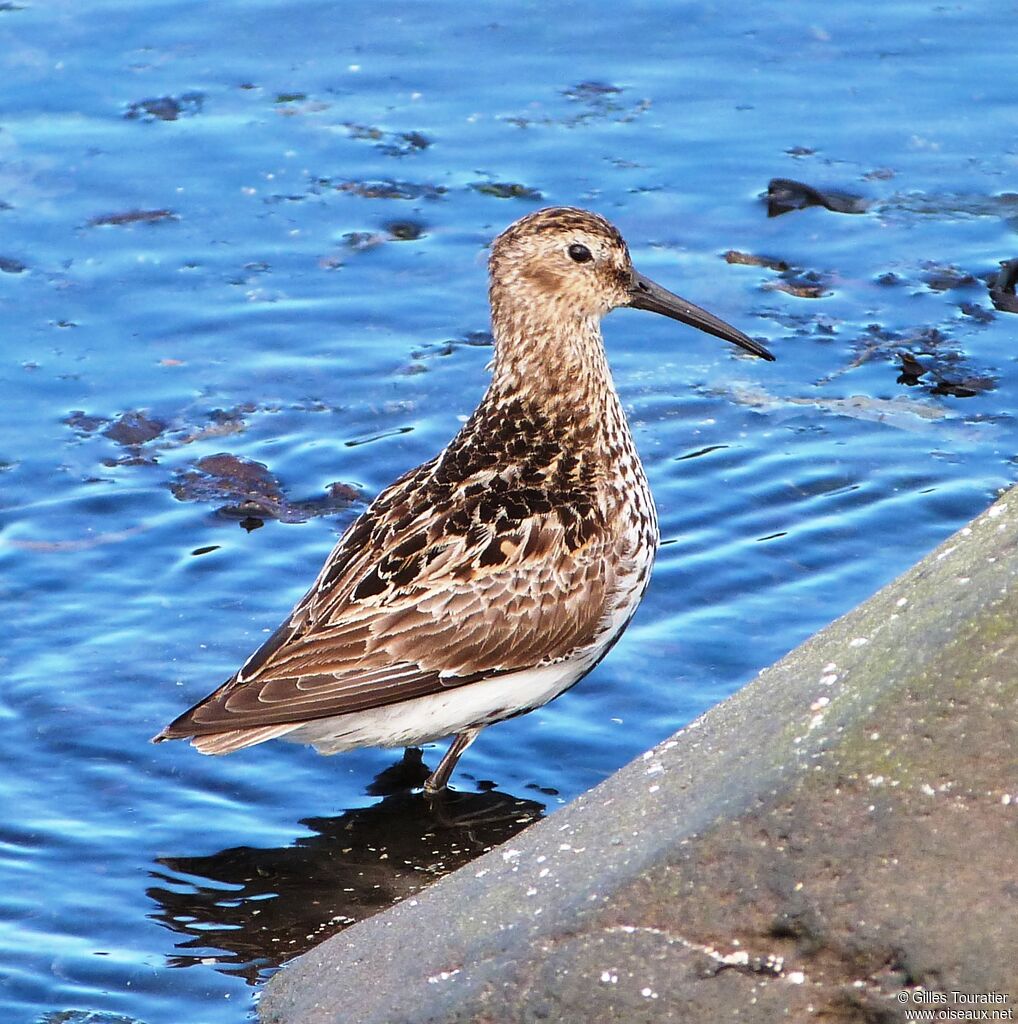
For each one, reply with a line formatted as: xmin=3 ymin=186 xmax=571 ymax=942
xmin=487 ymin=306 xmax=624 ymax=434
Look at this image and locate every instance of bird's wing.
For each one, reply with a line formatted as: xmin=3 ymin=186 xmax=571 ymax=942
xmin=160 ymin=448 xmax=634 ymax=738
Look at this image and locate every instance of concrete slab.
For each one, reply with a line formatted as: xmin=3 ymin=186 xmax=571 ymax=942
xmin=260 ymin=485 xmax=1018 ymax=1024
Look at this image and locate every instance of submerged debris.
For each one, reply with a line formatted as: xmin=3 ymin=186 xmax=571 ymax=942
xmin=564 ymin=80 xmax=623 ymax=100
xmin=385 ymin=220 xmax=426 ymax=240
xmin=897 ymin=352 xmax=926 ymax=387
xmin=169 ymin=452 xmax=360 ymax=523
xmin=928 ymin=376 xmax=996 ymax=398
xmin=407 ymin=330 xmax=493 ymax=366
xmin=724 ymin=250 xmax=831 ymax=298
xmin=89 ymin=209 xmax=177 ymax=227
xmin=124 ymin=92 xmax=204 ymax=121
xmin=505 ymin=81 xmax=650 ymax=128
xmin=62 ymin=400 xmax=356 ymax=510
xmin=904 ymin=333 xmax=995 ymax=398
xmin=889 ymin=328 xmax=998 ymax=399
xmin=765 ymin=178 xmax=870 ymax=217
xmin=471 ymin=182 xmax=543 ymax=201
xmin=102 ymin=410 xmax=167 ymax=446
xmin=170 ymin=453 xmax=285 ymax=518
xmin=920 ymin=262 xmax=980 ymax=292
xmin=64 ymin=411 xmax=108 ymax=434
xmin=342 ymin=231 xmax=386 ymax=252
xmin=958 ymin=301 xmax=994 ymax=323
xmin=37 ymin=1009 xmax=145 ymax=1024
xmin=560 ymin=80 xmax=651 ymax=124
xmin=806 ymin=314 xmax=998 ymax=401
xmin=333 ymin=180 xmax=446 ymax=201
xmin=724 ymin=250 xmax=790 ymax=273
xmin=729 ymin=385 xmax=954 ymax=431
xmin=374 ymin=133 xmax=430 ymax=158
xmin=343 ymin=123 xmax=432 ymax=157
xmin=766 ymin=270 xmax=833 ymax=299
xmin=875 ymin=271 xmax=904 ymax=287
xmin=989 ymin=258 xmax=1018 ymax=313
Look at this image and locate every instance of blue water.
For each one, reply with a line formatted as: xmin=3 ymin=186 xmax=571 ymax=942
xmin=2 ymin=1 xmax=1016 ymax=1021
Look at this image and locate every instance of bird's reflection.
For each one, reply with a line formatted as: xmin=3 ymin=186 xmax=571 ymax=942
xmin=147 ymin=750 xmax=546 ymax=983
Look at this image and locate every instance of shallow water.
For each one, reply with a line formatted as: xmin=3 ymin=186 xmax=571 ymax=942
xmin=2 ymin=1 xmax=1016 ymax=1021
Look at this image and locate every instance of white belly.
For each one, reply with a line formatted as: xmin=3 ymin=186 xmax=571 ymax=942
xmin=281 ymin=657 xmax=596 ymax=754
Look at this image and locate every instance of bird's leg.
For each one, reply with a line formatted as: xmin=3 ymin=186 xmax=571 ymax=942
xmin=423 ymin=726 xmax=482 ymax=795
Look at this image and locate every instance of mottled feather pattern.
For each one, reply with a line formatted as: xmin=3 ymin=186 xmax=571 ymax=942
xmin=169 ymin=376 xmax=655 ymax=735
xmin=154 ymin=204 xmax=775 ymax=786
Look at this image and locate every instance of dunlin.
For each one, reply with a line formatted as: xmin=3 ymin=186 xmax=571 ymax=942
xmin=154 ymin=207 xmax=774 ymax=793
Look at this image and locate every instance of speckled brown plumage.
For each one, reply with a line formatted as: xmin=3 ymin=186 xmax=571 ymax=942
xmin=155 ymin=207 xmax=773 ymax=791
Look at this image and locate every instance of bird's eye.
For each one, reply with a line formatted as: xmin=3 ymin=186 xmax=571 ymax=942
xmin=568 ymin=243 xmax=593 ymax=264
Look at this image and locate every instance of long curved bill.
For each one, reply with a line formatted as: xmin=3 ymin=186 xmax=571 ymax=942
xmin=628 ymin=270 xmax=775 ymax=361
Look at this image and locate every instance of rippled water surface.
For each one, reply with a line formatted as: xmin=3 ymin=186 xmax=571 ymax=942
xmin=2 ymin=1 xmax=1016 ymax=1021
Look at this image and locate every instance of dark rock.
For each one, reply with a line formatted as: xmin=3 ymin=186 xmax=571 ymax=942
xmin=261 ymin=485 xmax=1018 ymax=1024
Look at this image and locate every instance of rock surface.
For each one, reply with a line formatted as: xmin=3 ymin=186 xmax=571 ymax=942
xmin=260 ymin=486 xmax=1018 ymax=1024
